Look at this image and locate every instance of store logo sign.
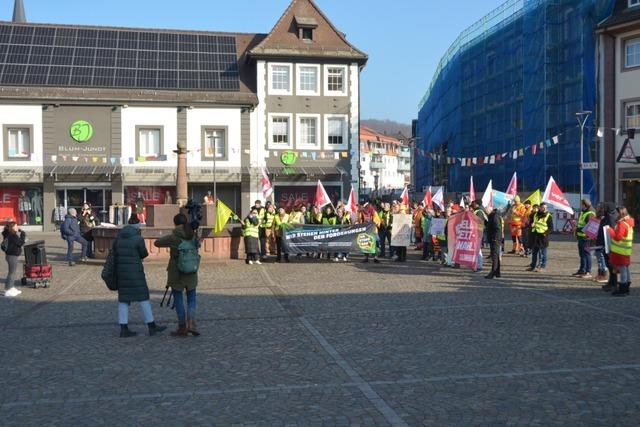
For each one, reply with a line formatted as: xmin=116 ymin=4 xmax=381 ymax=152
xmin=70 ymin=120 xmax=94 ymax=143
xmin=281 ymin=151 xmax=298 ymax=165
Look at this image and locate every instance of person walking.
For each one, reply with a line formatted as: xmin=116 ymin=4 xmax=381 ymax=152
xmin=608 ymin=207 xmax=634 ymax=297
xmin=242 ymin=209 xmax=261 ymax=265
xmin=154 ymin=214 xmax=200 ymax=337
xmin=574 ymin=199 xmax=596 ymax=279
xmin=115 ymin=215 xmax=166 ymax=338
xmin=2 ymin=222 xmax=25 ymax=298
xmin=484 ymin=206 xmax=502 ymax=279
xmin=60 ymin=208 xmax=88 ymax=266
xmin=527 ymin=203 xmax=553 ymax=272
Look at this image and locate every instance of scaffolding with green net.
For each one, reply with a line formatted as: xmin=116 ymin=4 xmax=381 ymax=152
xmin=415 ymin=0 xmax=615 ymax=200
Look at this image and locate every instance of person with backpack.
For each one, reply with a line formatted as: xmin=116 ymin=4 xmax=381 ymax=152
xmin=60 ymin=208 xmax=88 ymax=266
xmin=115 ymin=214 xmax=166 ymax=338
xmin=154 ymin=214 xmax=200 ymax=337
xmin=2 ymin=221 xmax=26 ymax=298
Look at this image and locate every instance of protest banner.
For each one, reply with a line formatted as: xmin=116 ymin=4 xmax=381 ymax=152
xmin=390 ymin=214 xmax=412 ymax=247
xmin=283 ymin=222 xmax=378 ymax=254
xmin=447 ymin=211 xmax=484 ymax=270
xmin=582 ymin=216 xmax=600 ymax=240
xmin=429 ymin=218 xmax=446 ymax=236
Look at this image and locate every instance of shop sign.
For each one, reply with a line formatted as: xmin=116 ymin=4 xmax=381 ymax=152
xmin=281 ymin=151 xmax=298 ymax=165
xmin=51 ymin=106 xmax=111 ymax=164
xmin=275 ymin=185 xmax=341 ymax=209
xmin=125 ymin=186 xmax=175 ymax=206
xmin=70 ymin=120 xmax=94 ymax=143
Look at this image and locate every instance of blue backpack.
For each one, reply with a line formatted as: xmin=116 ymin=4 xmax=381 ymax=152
xmin=177 ymin=238 xmax=200 ymax=274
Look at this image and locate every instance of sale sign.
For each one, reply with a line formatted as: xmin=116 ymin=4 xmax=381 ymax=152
xmin=0 ymin=188 xmax=21 ymax=221
xmin=125 ymin=186 xmax=174 ymax=205
xmin=447 ymin=210 xmax=484 ymax=270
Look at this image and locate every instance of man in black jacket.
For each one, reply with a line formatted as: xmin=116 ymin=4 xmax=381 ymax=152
xmin=485 ymin=206 xmax=502 ymax=279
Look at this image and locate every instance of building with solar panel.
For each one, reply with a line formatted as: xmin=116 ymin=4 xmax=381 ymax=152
xmin=0 ymin=0 xmax=367 ymax=230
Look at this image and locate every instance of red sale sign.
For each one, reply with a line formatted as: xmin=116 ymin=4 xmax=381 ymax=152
xmin=0 ymin=188 xmax=21 ymax=221
xmin=447 ymin=210 xmax=484 ymax=271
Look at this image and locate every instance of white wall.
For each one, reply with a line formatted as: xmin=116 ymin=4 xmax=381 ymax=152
xmin=121 ymin=107 xmax=177 ymax=166
xmin=186 ymin=107 xmax=242 ymax=168
xmin=0 ymin=105 xmax=43 ymax=166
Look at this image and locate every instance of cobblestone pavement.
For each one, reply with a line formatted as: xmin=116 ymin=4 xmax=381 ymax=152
xmin=1 ymin=233 xmax=639 ymax=426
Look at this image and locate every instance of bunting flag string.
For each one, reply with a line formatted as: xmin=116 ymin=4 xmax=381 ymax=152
xmin=414 ymin=132 xmax=565 ymax=167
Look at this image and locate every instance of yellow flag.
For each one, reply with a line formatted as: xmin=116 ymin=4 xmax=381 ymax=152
xmin=372 ymin=210 xmax=381 ymax=227
xmin=525 ymin=189 xmax=541 ymax=206
xmin=215 ymin=200 xmax=235 ymax=234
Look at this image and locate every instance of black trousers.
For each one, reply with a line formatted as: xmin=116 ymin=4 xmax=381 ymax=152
xmin=489 ymin=241 xmax=501 ymax=275
xmin=378 ymin=229 xmax=393 ymax=257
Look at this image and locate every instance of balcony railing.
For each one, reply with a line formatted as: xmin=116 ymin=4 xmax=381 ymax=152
xmin=398 ymin=150 xmax=411 ymax=158
xmin=370 ymin=161 xmax=385 ymax=169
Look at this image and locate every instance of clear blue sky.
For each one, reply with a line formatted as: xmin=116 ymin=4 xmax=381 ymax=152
xmin=2 ymin=0 xmax=505 ymax=124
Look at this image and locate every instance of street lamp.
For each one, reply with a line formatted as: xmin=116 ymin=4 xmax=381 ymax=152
xmin=576 ymin=111 xmax=592 ymax=204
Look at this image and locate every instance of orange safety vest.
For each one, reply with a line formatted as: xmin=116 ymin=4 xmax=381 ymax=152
xmin=510 ymin=203 xmax=526 ymax=227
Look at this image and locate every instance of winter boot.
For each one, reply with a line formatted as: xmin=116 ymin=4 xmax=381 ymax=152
xmin=602 ymin=273 xmax=617 ymax=292
xmin=147 ymin=322 xmax=167 ymax=336
xmin=170 ymin=324 xmax=188 ymax=337
xmin=187 ymin=318 xmax=201 ymax=336
xmin=119 ymin=324 xmax=137 ymax=338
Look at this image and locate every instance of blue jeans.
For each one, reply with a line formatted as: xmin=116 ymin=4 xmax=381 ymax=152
xmin=578 ymin=238 xmax=592 ymax=273
xmin=595 ymin=248 xmax=608 ymax=273
xmin=172 ymin=289 xmax=197 ymax=324
xmin=66 ymin=236 xmax=87 ymax=262
xmin=531 ymin=246 xmax=547 ymax=269
xmin=619 ymin=266 xmax=631 ymax=283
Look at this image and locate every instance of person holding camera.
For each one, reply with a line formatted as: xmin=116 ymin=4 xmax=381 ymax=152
xmin=2 ymin=221 xmax=26 ymax=298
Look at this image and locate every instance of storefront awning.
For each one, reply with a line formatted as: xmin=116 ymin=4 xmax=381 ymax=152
xmin=0 ymin=166 xmax=43 ymax=183
xmin=267 ymin=167 xmax=348 ymax=177
xmin=44 ymin=165 xmax=120 ymax=175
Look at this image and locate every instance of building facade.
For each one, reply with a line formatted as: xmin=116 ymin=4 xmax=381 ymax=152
xmin=414 ymin=0 xmax=615 ymax=201
xmin=598 ymin=0 xmax=640 ymax=222
xmin=0 ymin=0 xmax=366 ymax=230
xmin=359 ymin=126 xmax=409 ymax=196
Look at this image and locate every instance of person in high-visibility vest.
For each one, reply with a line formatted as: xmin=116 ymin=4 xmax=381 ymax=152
xmin=527 ymin=203 xmax=553 ymax=273
xmin=242 ymin=209 xmax=261 ymax=265
xmin=260 ymin=203 xmax=277 ymax=260
xmin=508 ymin=196 xmax=527 ymax=255
xmin=335 ymin=207 xmax=351 ymax=262
xmin=274 ymin=207 xmax=290 ymax=263
xmin=573 ymin=199 xmax=597 ymax=279
xmin=608 ymin=206 xmax=635 ymax=296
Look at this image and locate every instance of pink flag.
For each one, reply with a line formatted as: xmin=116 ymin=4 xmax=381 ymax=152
xmin=261 ymin=168 xmax=273 ymax=199
xmin=482 ymin=180 xmax=494 ymax=208
xmin=423 ymin=186 xmax=432 ymax=208
xmin=469 ymin=176 xmax=476 ymax=203
xmin=400 ymin=186 xmax=409 ymax=206
xmin=447 ymin=210 xmax=484 ymax=271
xmin=506 ymin=172 xmax=517 ymax=200
xmin=315 ymin=180 xmax=332 ymax=208
xmin=542 ymin=176 xmax=574 ymax=215
xmin=345 ymin=186 xmax=357 ymax=215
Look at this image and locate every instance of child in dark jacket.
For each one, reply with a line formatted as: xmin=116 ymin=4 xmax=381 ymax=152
xmin=2 ymin=221 xmax=26 ymax=298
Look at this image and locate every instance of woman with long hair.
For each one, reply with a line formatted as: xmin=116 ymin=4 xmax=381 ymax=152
xmin=608 ymin=207 xmax=635 ymax=297
xmin=2 ymin=221 xmax=25 ymax=298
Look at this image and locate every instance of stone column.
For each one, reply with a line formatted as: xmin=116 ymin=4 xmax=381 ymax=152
xmin=176 ymin=146 xmax=188 ymax=207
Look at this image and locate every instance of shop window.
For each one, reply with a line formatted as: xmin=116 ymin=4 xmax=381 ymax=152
xmin=0 ymin=186 xmax=44 ymax=225
xmin=3 ymin=125 xmax=32 ymax=161
xmin=136 ymin=126 xmax=163 ymax=159
xmin=202 ymin=127 xmax=227 ymax=161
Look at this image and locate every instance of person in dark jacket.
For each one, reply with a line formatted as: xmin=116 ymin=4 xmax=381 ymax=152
xmin=115 ymin=215 xmax=166 ymax=338
xmin=79 ymin=203 xmax=98 ymax=259
xmin=60 ymin=208 xmax=88 ymax=266
xmin=527 ymin=203 xmax=553 ymax=272
xmin=485 ymin=206 xmax=502 ymax=279
xmin=598 ymin=203 xmax=619 ymax=291
xmin=2 ymin=221 xmax=25 ymax=298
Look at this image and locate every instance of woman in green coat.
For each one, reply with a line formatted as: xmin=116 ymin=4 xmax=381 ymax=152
xmin=154 ymin=214 xmax=199 ymax=337
xmin=115 ymin=214 xmax=166 ymax=338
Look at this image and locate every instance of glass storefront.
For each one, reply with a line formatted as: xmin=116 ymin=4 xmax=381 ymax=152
xmin=622 ymin=180 xmax=640 ymax=227
xmin=0 ymin=185 xmax=44 ymax=225
xmin=56 ymin=187 xmax=112 ymax=223
xmin=188 ymin=183 xmax=241 ymax=214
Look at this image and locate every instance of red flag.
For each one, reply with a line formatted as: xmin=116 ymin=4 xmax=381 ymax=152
xmin=345 ymin=186 xmax=357 ymax=215
xmin=400 ymin=186 xmax=409 ymax=206
xmin=469 ymin=176 xmax=476 ymax=203
xmin=506 ymin=172 xmax=517 ymax=200
xmin=423 ymin=186 xmax=432 ymax=207
xmin=261 ymin=168 xmax=273 ymax=199
xmin=542 ymin=176 xmax=574 ymax=215
xmin=315 ymin=180 xmax=332 ymax=208
xmin=532 ymin=144 xmax=537 ymax=155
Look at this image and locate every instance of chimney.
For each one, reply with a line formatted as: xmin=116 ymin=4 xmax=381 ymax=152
xmin=12 ymin=0 xmax=27 ymax=23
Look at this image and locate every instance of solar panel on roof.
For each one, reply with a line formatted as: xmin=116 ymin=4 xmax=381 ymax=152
xmin=0 ymin=23 xmax=240 ymax=91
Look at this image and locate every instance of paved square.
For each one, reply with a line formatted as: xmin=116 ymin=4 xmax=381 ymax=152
xmin=1 ymin=233 xmax=639 ymax=426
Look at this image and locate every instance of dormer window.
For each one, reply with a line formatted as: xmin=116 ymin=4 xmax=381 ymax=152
xmin=294 ymin=16 xmax=318 ymax=42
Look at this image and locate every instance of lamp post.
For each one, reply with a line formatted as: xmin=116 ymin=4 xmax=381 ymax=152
xmin=576 ymin=111 xmax=592 ymax=204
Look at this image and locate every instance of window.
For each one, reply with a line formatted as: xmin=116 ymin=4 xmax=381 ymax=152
xmin=269 ymin=64 xmax=292 ymax=95
xmin=325 ymin=115 xmax=348 ymax=149
xmin=202 ymin=127 xmax=227 ymax=161
xmin=625 ymin=38 xmax=640 ymax=68
xmin=325 ymin=65 xmax=347 ymax=96
xmin=136 ymin=127 xmax=163 ymax=159
xmin=5 ymin=127 xmax=31 ymax=160
xmin=630 ymin=0 xmax=640 ymax=8
xmin=297 ymin=64 xmax=319 ymax=95
xmin=626 ymin=102 xmax=640 ymax=129
xmin=269 ymin=114 xmax=292 ymax=149
xmin=297 ymin=115 xmax=320 ymax=148
xmin=302 ymin=28 xmax=313 ymax=41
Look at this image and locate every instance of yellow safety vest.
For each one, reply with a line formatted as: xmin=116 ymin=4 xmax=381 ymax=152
xmin=533 ymin=213 xmax=551 ymax=234
xmin=577 ymin=210 xmax=595 ymax=238
xmin=243 ymin=219 xmax=259 ymax=238
xmin=288 ymin=212 xmax=303 ymax=224
xmin=610 ymin=221 xmax=634 ymax=257
xmin=262 ymin=212 xmax=276 ymax=228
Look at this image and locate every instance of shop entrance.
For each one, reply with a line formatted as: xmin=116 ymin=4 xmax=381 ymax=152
xmin=622 ymin=180 xmax=640 ymax=228
xmin=56 ymin=186 xmax=112 ymax=222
